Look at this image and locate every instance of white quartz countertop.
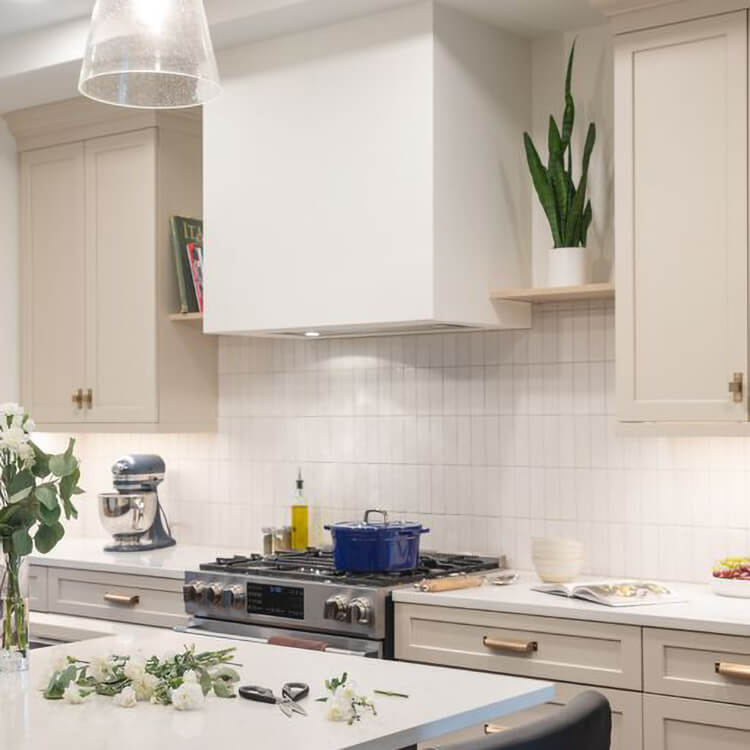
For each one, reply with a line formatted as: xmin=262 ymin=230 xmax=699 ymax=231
xmin=392 ymin=573 xmax=750 ymax=637
xmin=2 ymin=630 xmax=553 ymax=750
xmin=29 ymin=538 xmax=247 ymax=579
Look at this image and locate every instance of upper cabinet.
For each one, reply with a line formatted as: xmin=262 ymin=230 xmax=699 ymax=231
xmin=203 ymin=2 xmax=532 ymax=337
xmin=9 ymin=98 xmax=217 ymax=432
xmin=614 ymin=9 xmax=749 ymax=425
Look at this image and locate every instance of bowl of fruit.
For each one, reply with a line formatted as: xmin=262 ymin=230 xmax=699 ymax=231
xmin=711 ymin=557 xmax=750 ymax=598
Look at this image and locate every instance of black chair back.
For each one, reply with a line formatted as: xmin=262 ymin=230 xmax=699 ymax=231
xmin=440 ymin=690 xmax=611 ymax=750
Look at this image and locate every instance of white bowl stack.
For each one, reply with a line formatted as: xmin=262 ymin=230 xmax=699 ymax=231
xmin=532 ymin=537 xmax=584 ymax=583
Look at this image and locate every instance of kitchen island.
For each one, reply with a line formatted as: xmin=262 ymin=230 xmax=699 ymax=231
xmin=2 ymin=630 xmax=553 ymax=750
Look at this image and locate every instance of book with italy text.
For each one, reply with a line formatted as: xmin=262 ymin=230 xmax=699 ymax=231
xmin=170 ymin=216 xmax=203 ymax=313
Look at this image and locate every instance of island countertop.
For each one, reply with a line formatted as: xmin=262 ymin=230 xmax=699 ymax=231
xmin=1 ymin=631 xmax=553 ymax=750
xmin=392 ymin=574 xmax=750 ymax=637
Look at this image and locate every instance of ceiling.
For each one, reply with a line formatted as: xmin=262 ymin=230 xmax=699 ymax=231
xmin=0 ymin=0 xmax=94 ymax=38
xmin=0 ymin=0 xmax=605 ymax=41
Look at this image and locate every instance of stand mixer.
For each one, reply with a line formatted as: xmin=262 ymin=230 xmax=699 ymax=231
xmin=98 ymin=454 xmax=176 ymax=552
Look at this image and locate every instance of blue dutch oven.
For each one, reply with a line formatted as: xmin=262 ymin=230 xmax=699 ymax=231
xmin=325 ymin=509 xmax=430 ymax=572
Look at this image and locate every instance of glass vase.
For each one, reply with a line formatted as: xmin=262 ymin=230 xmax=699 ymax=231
xmin=0 ymin=555 xmax=30 ymax=672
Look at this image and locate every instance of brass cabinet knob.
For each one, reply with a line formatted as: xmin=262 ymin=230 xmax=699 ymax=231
xmin=83 ymin=388 xmax=93 ymax=409
xmin=71 ymin=388 xmax=83 ymax=409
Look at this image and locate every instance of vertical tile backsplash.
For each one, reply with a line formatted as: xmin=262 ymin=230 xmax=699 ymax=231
xmin=43 ymin=299 xmax=750 ymax=583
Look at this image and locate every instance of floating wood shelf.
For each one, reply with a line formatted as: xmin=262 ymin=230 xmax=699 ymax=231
xmin=491 ymin=282 xmax=614 ymax=303
xmin=168 ymin=312 xmax=203 ymax=321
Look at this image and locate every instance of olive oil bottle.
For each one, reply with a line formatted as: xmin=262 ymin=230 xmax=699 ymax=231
xmin=290 ymin=468 xmax=308 ymax=550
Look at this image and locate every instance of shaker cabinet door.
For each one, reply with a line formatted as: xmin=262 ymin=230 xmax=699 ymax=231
xmin=83 ymin=129 xmax=158 ymax=423
xmin=615 ymin=11 xmax=748 ymax=422
xmin=20 ymin=143 xmax=87 ymax=424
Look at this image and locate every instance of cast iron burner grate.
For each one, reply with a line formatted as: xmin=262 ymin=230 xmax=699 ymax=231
xmin=200 ymin=549 xmax=501 ymax=587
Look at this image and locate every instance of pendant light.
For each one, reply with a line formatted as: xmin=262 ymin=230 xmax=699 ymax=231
xmin=78 ymin=0 xmax=221 ymax=109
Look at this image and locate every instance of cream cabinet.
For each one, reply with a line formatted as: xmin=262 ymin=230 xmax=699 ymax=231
xmin=9 ymin=97 xmax=217 ymax=432
xmin=615 ymin=10 xmax=749 ymax=424
xmin=643 ymin=694 xmax=750 ymax=750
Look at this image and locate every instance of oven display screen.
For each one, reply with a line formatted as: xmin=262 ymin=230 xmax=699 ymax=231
xmin=247 ymin=583 xmax=304 ymax=620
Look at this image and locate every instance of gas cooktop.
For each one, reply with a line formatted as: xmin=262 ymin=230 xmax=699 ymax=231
xmin=199 ymin=549 xmax=501 ymax=588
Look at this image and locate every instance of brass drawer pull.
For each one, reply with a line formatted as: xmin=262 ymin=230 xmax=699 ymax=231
xmin=84 ymin=388 xmax=93 ymax=409
xmin=72 ymin=389 xmax=83 ymax=409
xmin=484 ymin=723 xmax=508 ymax=734
xmin=716 ymin=661 xmax=750 ymax=680
xmin=483 ymin=636 xmax=538 ymax=654
xmin=104 ymin=592 xmax=140 ymax=606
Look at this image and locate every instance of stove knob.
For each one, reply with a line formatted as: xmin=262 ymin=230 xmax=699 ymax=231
xmin=207 ymin=583 xmax=225 ymax=605
xmin=348 ymin=597 xmax=373 ymax=625
xmin=324 ymin=594 xmax=350 ymax=621
xmin=222 ymin=585 xmax=246 ymax=610
xmin=183 ymin=580 xmax=207 ymax=603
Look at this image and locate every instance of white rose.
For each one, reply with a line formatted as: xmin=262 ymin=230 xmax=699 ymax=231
xmin=124 ymin=659 xmax=145 ymax=681
xmin=181 ymin=669 xmax=198 ymax=684
xmin=63 ymin=682 xmax=86 ymax=704
xmin=335 ymin=682 xmax=357 ymax=702
xmin=17 ymin=442 xmax=35 ymax=468
xmin=88 ymin=656 xmax=111 ymax=683
xmin=113 ymin=686 xmax=137 ymax=708
xmin=0 ymin=403 xmax=24 ymax=418
xmin=171 ymin=681 xmax=205 ymax=711
xmin=0 ymin=425 xmax=29 ymax=454
xmin=326 ymin=697 xmax=353 ymax=722
xmin=132 ymin=672 xmax=159 ymax=701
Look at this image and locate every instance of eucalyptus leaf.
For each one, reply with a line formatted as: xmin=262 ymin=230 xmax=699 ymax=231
xmin=11 ymin=527 xmax=33 ymax=556
xmin=212 ymin=679 xmax=236 ymax=698
xmin=34 ymin=483 xmax=58 ymax=510
xmin=35 ymin=522 xmax=64 ymax=554
xmin=8 ymin=470 xmax=34 ymax=504
xmin=38 ymin=502 xmax=61 ymax=527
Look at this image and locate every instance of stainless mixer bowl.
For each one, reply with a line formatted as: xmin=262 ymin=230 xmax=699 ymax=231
xmin=98 ymin=492 xmax=158 ymax=538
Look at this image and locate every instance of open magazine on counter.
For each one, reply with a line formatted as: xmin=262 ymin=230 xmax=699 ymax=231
xmin=531 ymin=580 xmax=684 ymax=607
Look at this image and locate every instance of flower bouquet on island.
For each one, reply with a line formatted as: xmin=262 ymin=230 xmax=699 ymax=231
xmin=0 ymin=403 xmax=83 ymax=672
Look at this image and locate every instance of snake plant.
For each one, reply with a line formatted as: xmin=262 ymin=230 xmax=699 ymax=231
xmin=523 ymin=41 xmax=596 ymax=248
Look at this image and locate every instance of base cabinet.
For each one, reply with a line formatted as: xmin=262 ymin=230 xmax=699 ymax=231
xmin=419 ymin=682 xmax=641 ymax=750
xmin=644 ymin=694 xmax=750 ymax=750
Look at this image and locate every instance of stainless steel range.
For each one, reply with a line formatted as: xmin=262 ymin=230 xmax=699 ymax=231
xmin=180 ymin=549 xmax=502 ymax=658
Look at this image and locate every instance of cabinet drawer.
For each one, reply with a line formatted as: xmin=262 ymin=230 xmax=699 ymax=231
xmin=29 ymin=564 xmax=49 ymax=613
xmin=644 ymin=693 xmax=750 ymax=750
xmin=420 ymin=682 xmax=642 ymax=750
xmin=395 ymin=604 xmax=642 ymax=690
xmin=47 ymin=567 xmax=186 ymax=627
xmin=644 ymin=627 xmax=750 ymax=706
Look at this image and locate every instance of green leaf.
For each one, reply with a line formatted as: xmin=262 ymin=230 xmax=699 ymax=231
xmin=212 ymin=679 xmax=236 ymax=698
xmin=8 ymin=470 xmax=34 ymax=504
xmin=581 ymin=199 xmax=593 ymax=246
xmin=60 ymin=467 xmax=80 ymax=502
xmin=35 ymin=522 xmax=64 ymax=554
xmin=11 ymin=528 xmax=33 ymax=556
xmin=547 ymin=116 xmax=568 ymax=229
xmin=49 ymin=454 xmax=77 ymax=478
xmin=564 ymin=122 xmax=596 ymax=247
xmin=562 ymin=40 xmax=576 ymax=146
xmin=523 ymin=132 xmax=562 ymax=246
xmin=28 ymin=441 xmax=50 ymax=478
xmin=38 ymin=502 xmax=61 ymax=527
xmin=34 ymin=483 xmax=58 ymax=510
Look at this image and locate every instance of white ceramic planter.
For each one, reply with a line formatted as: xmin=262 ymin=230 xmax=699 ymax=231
xmin=548 ymin=246 xmax=589 ymax=287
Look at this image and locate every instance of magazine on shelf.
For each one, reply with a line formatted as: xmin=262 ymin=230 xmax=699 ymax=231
xmin=169 ymin=216 xmax=203 ymax=313
xmin=187 ymin=241 xmax=204 ymax=313
xmin=531 ymin=580 xmax=684 ymax=607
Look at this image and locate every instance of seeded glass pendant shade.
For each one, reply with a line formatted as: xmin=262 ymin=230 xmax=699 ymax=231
xmin=79 ymin=0 xmax=220 ymax=109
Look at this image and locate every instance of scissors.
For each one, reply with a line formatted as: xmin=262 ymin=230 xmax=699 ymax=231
xmin=239 ymin=682 xmax=310 ymax=717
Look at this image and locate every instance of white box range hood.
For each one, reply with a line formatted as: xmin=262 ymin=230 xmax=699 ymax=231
xmin=203 ymin=2 xmax=532 ymax=337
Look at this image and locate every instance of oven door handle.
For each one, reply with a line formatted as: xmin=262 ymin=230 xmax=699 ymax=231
xmin=173 ymin=624 xmax=374 ymax=657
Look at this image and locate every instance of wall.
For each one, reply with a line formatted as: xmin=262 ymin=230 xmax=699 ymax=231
xmin=46 ymin=298 xmax=750 ymax=584
xmin=0 ymin=117 xmax=19 ymax=400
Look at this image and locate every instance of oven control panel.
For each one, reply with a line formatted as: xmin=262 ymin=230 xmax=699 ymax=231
xmin=247 ymin=583 xmax=304 ymax=620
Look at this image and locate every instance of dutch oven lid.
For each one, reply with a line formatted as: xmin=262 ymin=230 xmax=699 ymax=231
xmin=329 ymin=509 xmax=423 ymax=532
